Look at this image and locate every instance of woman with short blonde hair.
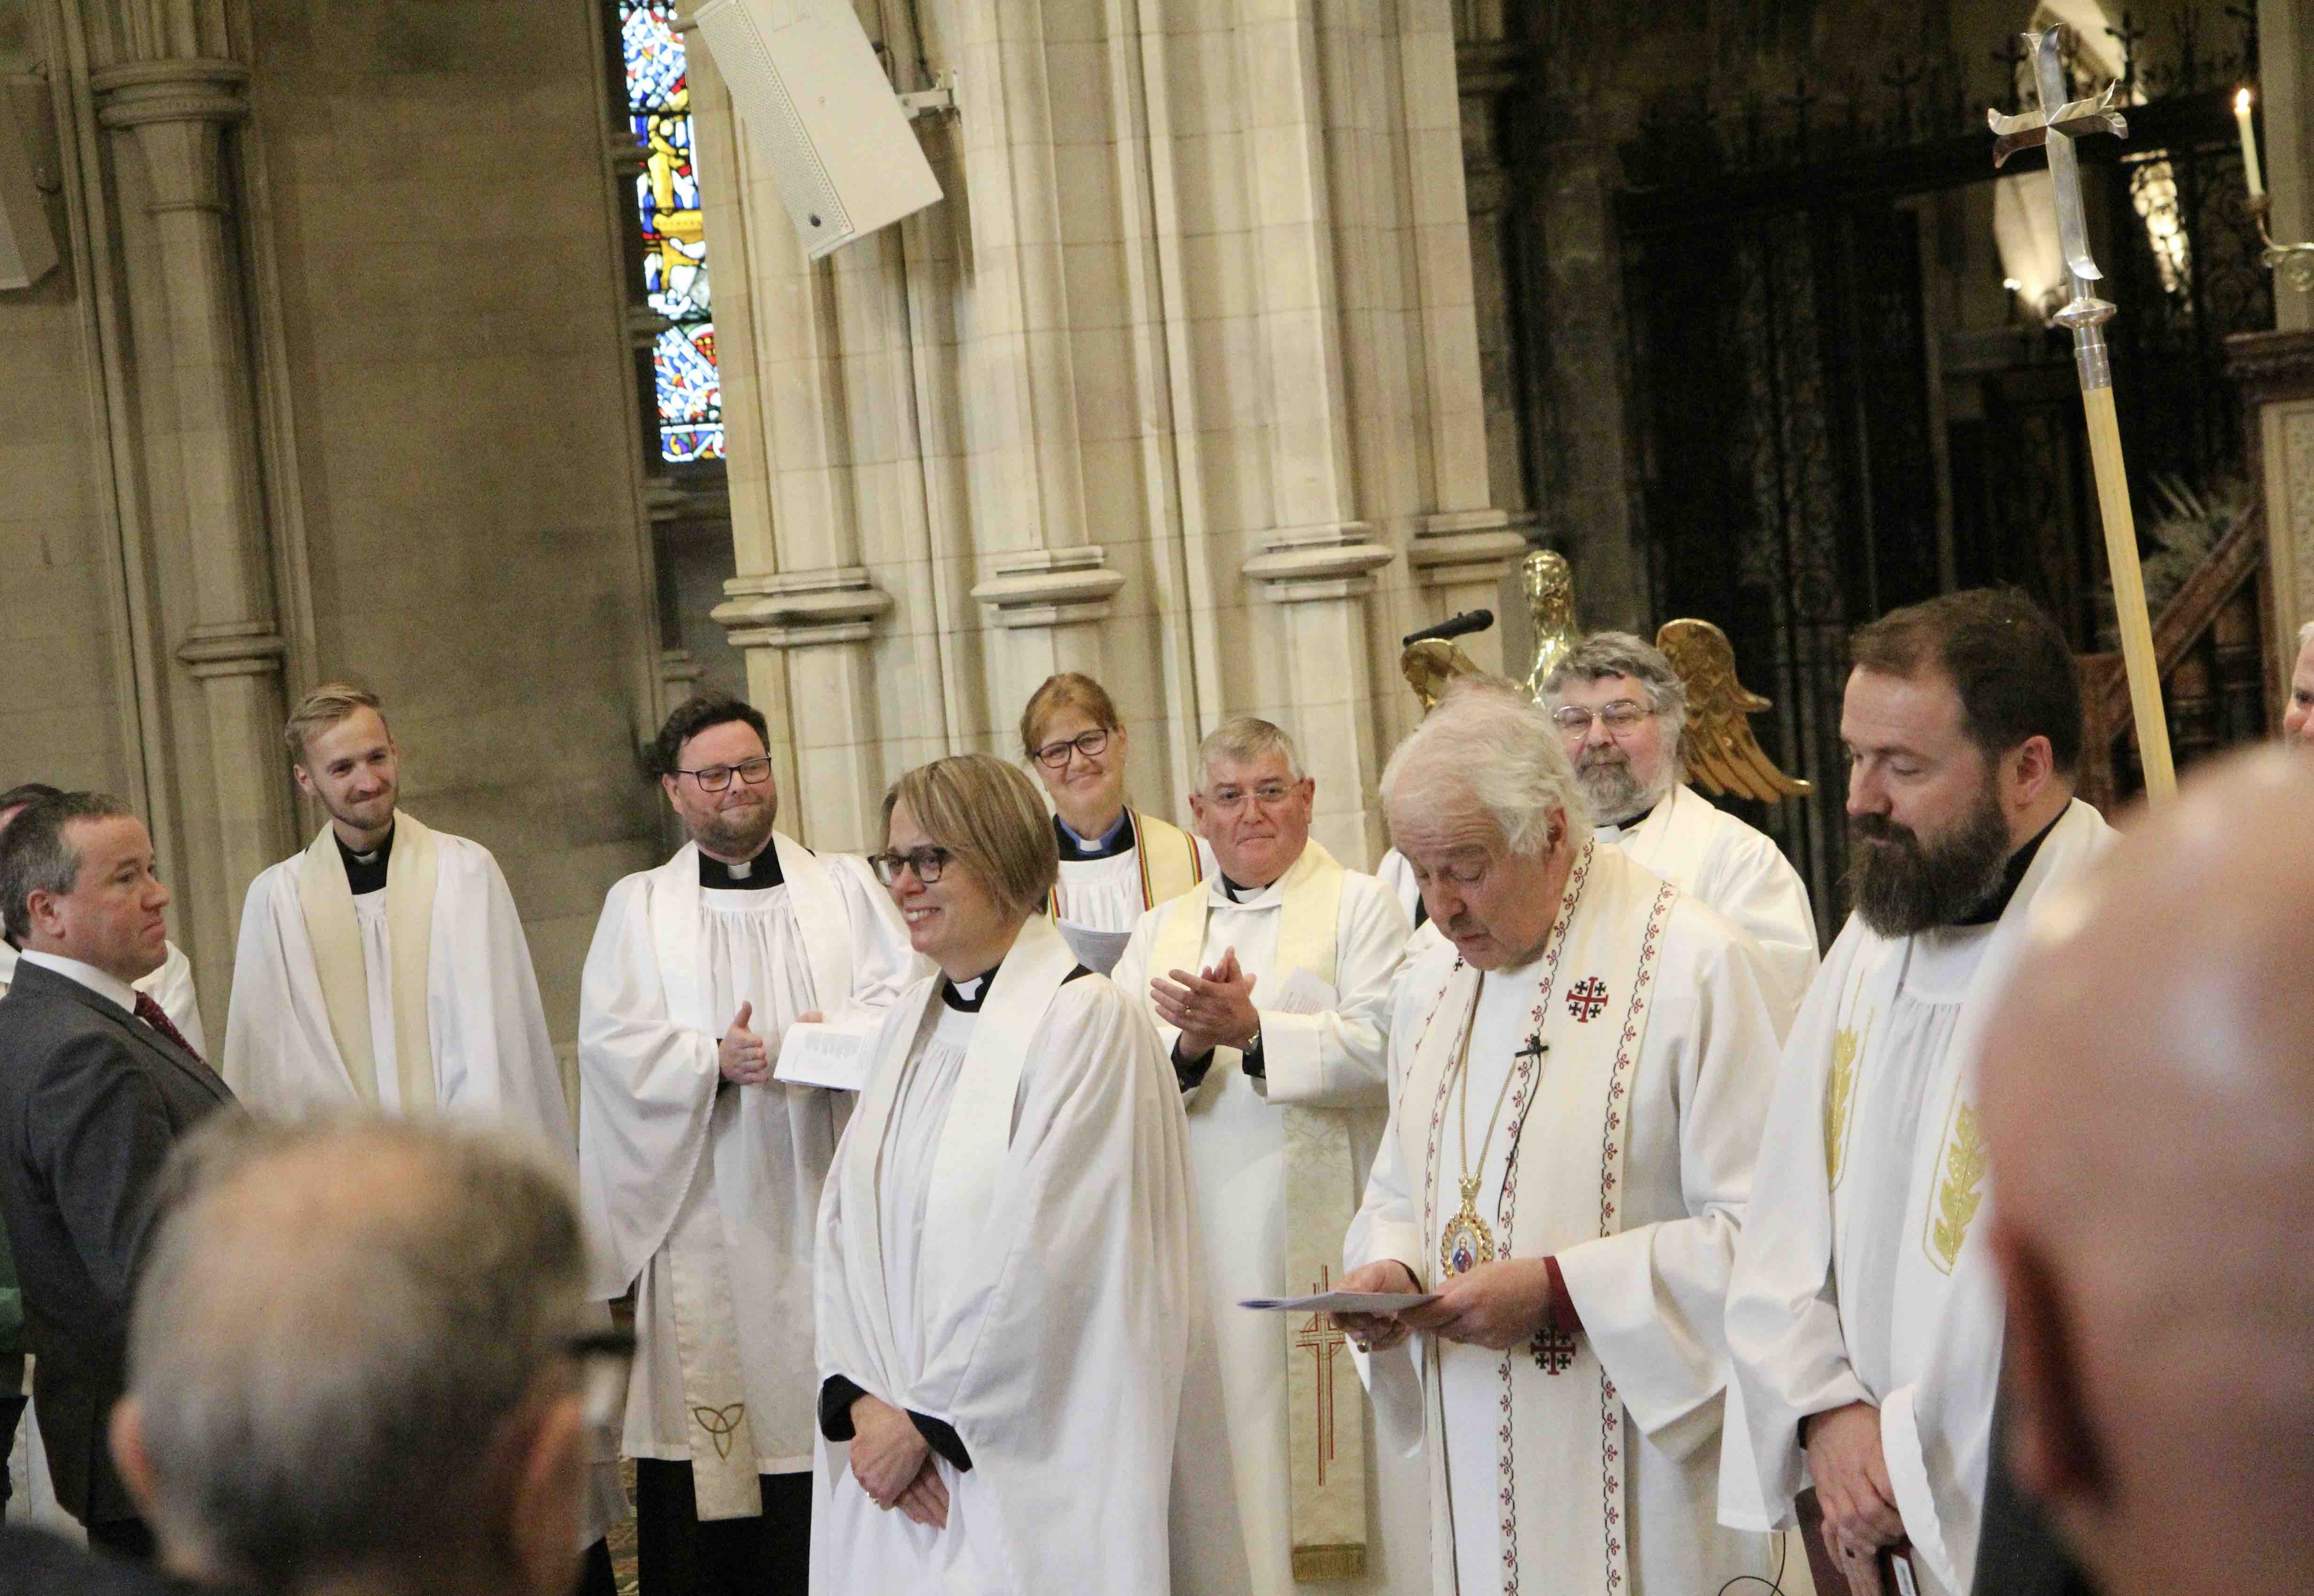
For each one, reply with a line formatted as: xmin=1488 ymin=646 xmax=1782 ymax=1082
xmin=1017 ymin=672 xmax=1206 ymax=942
xmin=811 ymin=752 xmax=1223 ymax=1594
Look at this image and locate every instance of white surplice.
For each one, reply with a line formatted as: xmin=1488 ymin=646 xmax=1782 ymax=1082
xmin=1375 ymin=848 xmax=1421 ymax=929
xmin=1112 ymin=851 xmax=1424 ymax=1596
xmin=812 ymin=915 xmax=1217 ymax=1595
xmin=223 ymin=821 xmax=567 ymax=1136
xmin=1048 ymin=809 xmax=1215 ymax=936
xmin=1721 ymin=799 xmax=2115 ymax=1595
xmin=1347 ymin=843 xmax=1785 ymax=1596
xmin=579 ymin=835 xmax=918 ymax=1499
xmin=0 ymin=940 xmax=204 ymax=1054
xmin=1598 ymin=783 xmax=1820 ymax=1024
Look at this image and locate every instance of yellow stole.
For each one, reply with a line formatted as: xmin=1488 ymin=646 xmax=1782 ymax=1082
xmin=294 ymin=813 xmax=439 ymax=1113
xmin=1047 ymin=807 xmax=1205 ymax=920
xmin=1149 ymin=840 xmax=1368 ymax=1580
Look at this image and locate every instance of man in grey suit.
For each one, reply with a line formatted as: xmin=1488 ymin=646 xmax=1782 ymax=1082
xmin=0 ymin=791 xmax=235 ymax=1558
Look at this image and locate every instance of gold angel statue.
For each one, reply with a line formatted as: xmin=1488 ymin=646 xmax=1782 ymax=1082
xmin=1399 ymin=637 xmax=1484 ymax=714
xmin=1655 ymin=618 xmax=1814 ymax=802
xmin=1521 ymin=550 xmax=1579 ymax=702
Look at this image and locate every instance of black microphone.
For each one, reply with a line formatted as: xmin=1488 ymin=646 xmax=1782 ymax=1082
xmin=1402 ymin=609 xmax=1494 ymax=647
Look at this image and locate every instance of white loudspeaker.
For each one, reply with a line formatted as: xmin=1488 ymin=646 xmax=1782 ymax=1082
xmin=0 ymin=77 xmax=58 ymax=291
xmin=694 ymin=0 xmax=943 ymax=261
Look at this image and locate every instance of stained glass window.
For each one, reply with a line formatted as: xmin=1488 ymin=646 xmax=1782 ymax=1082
xmin=621 ymin=0 xmax=722 ymax=462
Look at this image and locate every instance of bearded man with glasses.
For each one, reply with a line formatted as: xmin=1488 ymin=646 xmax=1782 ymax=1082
xmin=578 ymin=695 xmax=919 ymax=1596
xmin=1113 ymin=716 xmax=1424 ymax=1596
xmin=1543 ymin=634 xmax=1820 ymax=1021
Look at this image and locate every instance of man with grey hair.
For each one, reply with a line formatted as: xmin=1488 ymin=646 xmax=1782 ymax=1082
xmin=1113 ymin=716 xmax=1422 ymax=1596
xmin=0 ymin=792 xmax=235 ymax=1558
xmin=2282 ymin=620 xmax=2314 ymax=745
xmin=1335 ymin=689 xmax=1786 ymax=1596
xmin=105 ymin=1114 xmax=619 ymax=1596
xmin=1545 ymin=632 xmax=1818 ymax=1018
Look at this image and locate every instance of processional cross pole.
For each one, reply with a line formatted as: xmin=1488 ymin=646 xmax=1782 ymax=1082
xmin=1989 ymin=26 xmax=2177 ymax=804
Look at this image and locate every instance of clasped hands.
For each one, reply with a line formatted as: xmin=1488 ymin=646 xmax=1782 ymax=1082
xmin=848 ymin=1394 xmax=950 ymax=1529
xmin=1330 ymin=1257 xmax=1564 ymax=1354
xmin=718 ymin=1003 xmax=822 ymax=1087
xmin=1149 ymin=947 xmax=1260 ymax=1062
xmin=1804 ymin=1401 xmax=1909 ymax=1593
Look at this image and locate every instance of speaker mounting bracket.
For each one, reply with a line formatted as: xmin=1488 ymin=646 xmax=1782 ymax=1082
xmin=897 ymin=70 xmax=957 ymax=120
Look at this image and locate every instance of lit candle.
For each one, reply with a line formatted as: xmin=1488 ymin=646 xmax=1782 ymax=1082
xmin=2237 ymin=88 xmax=2266 ymax=200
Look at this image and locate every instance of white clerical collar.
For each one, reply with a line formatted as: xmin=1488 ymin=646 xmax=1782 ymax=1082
xmin=18 ymin=950 xmax=138 ymax=1014
xmin=1217 ymin=871 xmax=1285 ymax=906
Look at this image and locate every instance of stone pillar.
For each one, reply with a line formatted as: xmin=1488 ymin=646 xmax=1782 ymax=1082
xmin=91 ymin=56 xmax=294 ymax=979
xmin=2229 ymin=330 xmax=2314 ymax=704
xmin=690 ymin=26 xmax=898 ymax=853
xmin=2262 ymin=0 xmax=2312 ymax=333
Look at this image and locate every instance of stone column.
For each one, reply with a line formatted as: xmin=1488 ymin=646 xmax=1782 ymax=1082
xmin=689 ymin=26 xmax=899 ymax=852
xmin=91 ymin=55 xmax=294 ymax=978
xmin=2229 ymin=330 xmax=2314 ymax=703
xmin=2262 ymin=0 xmax=2312 ymax=333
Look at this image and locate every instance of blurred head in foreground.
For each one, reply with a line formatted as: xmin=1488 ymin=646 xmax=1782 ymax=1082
xmin=1979 ymin=748 xmax=2314 ymax=1596
xmin=112 ymin=1116 xmax=606 ymax=1596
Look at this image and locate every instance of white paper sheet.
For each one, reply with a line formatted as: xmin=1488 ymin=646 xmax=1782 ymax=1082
xmin=1238 ymin=1290 xmax=1437 ymax=1314
xmin=1267 ymin=967 xmax=1340 ymax=1017
xmin=1057 ymin=919 xmax=1134 ymax=976
xmin=774 ymin=1009 xmax=885 ymax=1092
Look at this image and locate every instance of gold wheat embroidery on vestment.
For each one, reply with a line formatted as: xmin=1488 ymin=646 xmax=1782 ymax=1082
xmin=1930 ymin=1102 xmax=1988 ymax=1271
xmin=1824 ymin=1021 xmax=1861 ymax=1188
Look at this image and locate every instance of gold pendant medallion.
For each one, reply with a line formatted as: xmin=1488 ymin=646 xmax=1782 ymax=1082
xmin=1440 ymin=1174 xmax=1495 ymax=1276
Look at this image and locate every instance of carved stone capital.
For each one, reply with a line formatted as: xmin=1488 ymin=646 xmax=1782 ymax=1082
xmin=175 ymin=622 xmax=285 ymax=680
xmin=970 ymin=545 xmax=1126 ymax=629
xmin=1409 ymin=507 xmax=1530 ymax=586
xmin=1242 ymin=523 xmax=1395 ymax=603
xmin=91 ymin=59 xmax=248 ymax=130
xmin=713 ymin=566 xmax=893 ymax=649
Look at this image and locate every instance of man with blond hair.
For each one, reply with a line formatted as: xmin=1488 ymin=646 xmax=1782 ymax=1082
xmin=1112 ymin=716 xmax=1422 ymax=1596
xmin=222 ymin=684 xmax=622 ymax=1573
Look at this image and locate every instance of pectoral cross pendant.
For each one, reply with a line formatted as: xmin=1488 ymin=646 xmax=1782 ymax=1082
xmin=1440 ymin=1174 xmax=1495 ymax=1277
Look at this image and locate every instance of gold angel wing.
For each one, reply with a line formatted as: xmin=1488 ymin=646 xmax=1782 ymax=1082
xmin=1400 ymin=638 xmax=1483 ymax=714
xmin=1656 ymin=618 xmax=1815 ymax=803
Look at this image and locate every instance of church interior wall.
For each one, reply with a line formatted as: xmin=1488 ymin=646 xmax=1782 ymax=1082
xmin=0 ymin=8 xmax=138 ymax=810
xmin=234 ymin=0 xmax=667 ymax=1040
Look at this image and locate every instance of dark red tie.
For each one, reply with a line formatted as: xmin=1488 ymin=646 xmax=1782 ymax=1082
xmin=134 ymin=991 xmax=206 ymax=1067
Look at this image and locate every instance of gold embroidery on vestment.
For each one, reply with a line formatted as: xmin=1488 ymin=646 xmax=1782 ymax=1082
xmin=1928 ymin=1099 xmax=1988 ymax=1272
xmin=1823 ymin=962 xmax=1875 ymax=1191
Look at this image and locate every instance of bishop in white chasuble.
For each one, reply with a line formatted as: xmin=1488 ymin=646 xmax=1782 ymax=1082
xmin=1723 ymin=595 xmax=2117 ymax=1596
xmin=813 ymin=753 xmax=1221 ymax=1596
xmin=1337 ymin=690 xmax=1785 ymax=1596
xmin=1111 ymin=717 xmax=1421 ymax=1596
xmin=578 ymin=698 xmax=918 ymax=1595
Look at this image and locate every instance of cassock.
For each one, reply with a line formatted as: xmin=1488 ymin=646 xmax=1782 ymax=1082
xmin=1112 ymin=842 xmax=1424 ymax=1595
xmin=1594 ymin=784 xmax=1819 ymax=1023
xmin=0 ymin=940 xmax=204 ymax=1054
xmin=1346 ymin=839 xmax=1784 ymax=1596
xmin=1722 ymin=799 xmax=2115 ymax=1596
xmin=812 ymin=914 xmax=1218 ymax=1594
xmin=578 ymin=833 xmax=916 ymax=1538
xmin=223 ymin=815 xmax=621 ymax=1542
xmin=1046 ymin=807 xmax=1212 ymax=935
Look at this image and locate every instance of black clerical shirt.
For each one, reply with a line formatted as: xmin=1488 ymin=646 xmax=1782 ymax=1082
xmin=336 ymin=824 xmax=393 ymax=896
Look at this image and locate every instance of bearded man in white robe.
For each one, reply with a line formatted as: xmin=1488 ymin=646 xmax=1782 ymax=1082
xmin=1112 ymin=716 xmax=1420 ymax=1595
xmin=1722 ymin=590 xmax=2116 ymax=1596
xmin=580 ymin=694 xmax=917 ymax=1596
xmin=1334 ymin=689 xmax=1785 ymax=1596
xmin=1542 ymin=634 xmax=1819 ymax=1019
xmin=0 ymin=783 xmax=202 ymax=1047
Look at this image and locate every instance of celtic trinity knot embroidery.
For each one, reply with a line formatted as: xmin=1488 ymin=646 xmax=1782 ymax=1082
xmin=1565 ymin=976 xmax=1609 ymax=1022
xmin=691 ymin=1402 xmax=747 ymax=1459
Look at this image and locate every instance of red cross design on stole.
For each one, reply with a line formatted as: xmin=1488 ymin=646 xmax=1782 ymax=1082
xmin=1566 ymin=976 xmax=1610 ymax=1022
xmin=1295 ymin=1267 xmax=1349 ymax=1484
